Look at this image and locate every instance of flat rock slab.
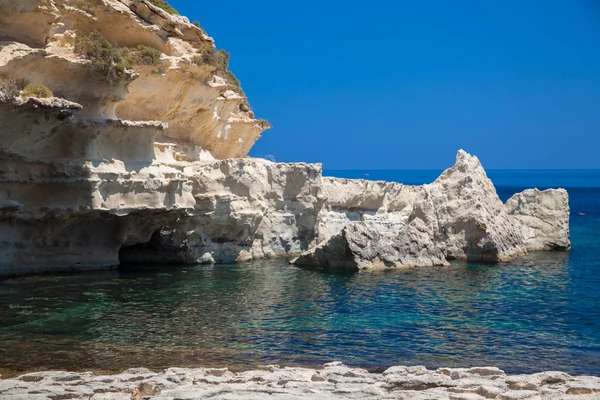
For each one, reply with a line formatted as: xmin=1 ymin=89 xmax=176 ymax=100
xmin=1 ymin=363 xmax=599 ymax=399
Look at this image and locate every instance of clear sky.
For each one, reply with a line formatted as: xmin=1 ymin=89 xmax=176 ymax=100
xmin=169 ymin=0 xmax=600 ymax=170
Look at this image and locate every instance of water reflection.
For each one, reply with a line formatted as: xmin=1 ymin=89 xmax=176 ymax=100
xmin=0 ymin=250 xmax=598 ymax=377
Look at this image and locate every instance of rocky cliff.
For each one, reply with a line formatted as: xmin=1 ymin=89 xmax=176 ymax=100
xmin=1 ymin=0 xmax=270 ymax=158
xmin=0 ymin=0 xmax=570 ymax=276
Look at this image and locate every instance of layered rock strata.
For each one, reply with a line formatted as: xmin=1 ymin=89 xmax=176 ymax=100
xmin=1 ymin=363 xmax=599 ymax=399
xmin=118 ymin=160 xmax=325 ymax=265
xmin=0 ymin=0 xmax=269 ymax=159
xmin=0 ymin=1 xmax=571 ymax=276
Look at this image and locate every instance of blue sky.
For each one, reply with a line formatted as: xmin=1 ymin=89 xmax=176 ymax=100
xmin=170 ymin=0 xmax=600 ymax=169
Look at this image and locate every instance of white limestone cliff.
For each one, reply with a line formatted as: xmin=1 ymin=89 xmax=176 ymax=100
xmin=0 ymin=1 xmax=570 ymax=276
xmin=118 ymin=159 xmax=325 ymax=265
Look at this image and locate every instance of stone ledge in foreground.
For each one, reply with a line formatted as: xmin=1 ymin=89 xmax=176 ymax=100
xmin=1 ymin=362 xmax=599 ymax=399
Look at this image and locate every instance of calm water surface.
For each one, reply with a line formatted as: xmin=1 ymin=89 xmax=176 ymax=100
xmin=0 ymin=170 xmax=599 ymax=376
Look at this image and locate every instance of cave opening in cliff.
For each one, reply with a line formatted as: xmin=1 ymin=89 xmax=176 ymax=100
xmin=118 ymin=229 xmax=164 ymax=266
xmin=118 ymin=227 xmax=192 ymax=266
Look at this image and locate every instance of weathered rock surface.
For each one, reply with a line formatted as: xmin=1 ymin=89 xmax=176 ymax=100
xmin=0 ymin=0 xmax=269 ymax=159
xmin=293 ymin=220 xmax=449 ymax=270
xmin=0 ymin=1 xmax=571 ymax=276
xmin=294 ymin=150 xmax=552 ymax=271
xmin=1 ymin=363 xmax=598 ymax=399
xmin=506 ymin=188 xmax=571 ymax=251
xmin=417 ymin=150 xmax=527 ymax=262
xmin=119 ymin=159 xmax=325 ymax=264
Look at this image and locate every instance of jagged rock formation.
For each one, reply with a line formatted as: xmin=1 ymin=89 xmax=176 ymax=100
xmin=296 ymin=150 xmax=554 ymax=270
xmin=506 ymin=188 xmax=571 ymax=251
xmin=0 ymin=1 xmax=570 ymax=276
xmin=1 ymin=363 xmax=599 ymax=399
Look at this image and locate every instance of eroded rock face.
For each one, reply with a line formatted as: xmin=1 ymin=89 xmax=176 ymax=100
xmin=0 ymin=145 xmax=572 ymax=276
xmin=0 ymin=0 xmax=269 ymax=159
xmin=415 ymin=149 xmax=527 ymax=262
xmin=299 ymin=150 xmax=534 ymax=270
xmin=317 ymin=150 xmax=532 ymax=263
xmin=316 ymin=177 xmax=413 ymax=243
xmin=119 ymin=159 xmax=325 ymax=264
xmin=292 ymin=220 xmax=449 ymax=271
xmin=0 ymin=0 xmax=271 ymax=276
xmin=506 ymin=188 xmax=571 ymax=251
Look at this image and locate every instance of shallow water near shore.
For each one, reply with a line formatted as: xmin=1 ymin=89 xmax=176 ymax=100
xmin=0 ymin=170 xmax=599 ymax=377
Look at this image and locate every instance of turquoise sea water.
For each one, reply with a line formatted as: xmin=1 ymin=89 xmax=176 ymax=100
xmin=0 ymin=170 xmax=598 ymax=376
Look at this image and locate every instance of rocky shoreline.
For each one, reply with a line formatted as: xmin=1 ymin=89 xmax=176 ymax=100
xmin=1 ymin=362 xmax=599 ymax=399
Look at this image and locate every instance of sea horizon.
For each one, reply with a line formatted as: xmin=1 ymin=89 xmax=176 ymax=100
xmin=323 ymin=169 xmax=600 ymax=190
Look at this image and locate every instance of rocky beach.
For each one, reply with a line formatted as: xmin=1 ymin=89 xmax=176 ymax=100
xmin=2 ymin=362 xmax=600 ymax=399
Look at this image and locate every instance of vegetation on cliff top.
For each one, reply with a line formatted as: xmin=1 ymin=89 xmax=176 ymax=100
xmin=0 ymin=78 xmax=53 ymax=100
xmin=0 ymin=77 xmax=19 ymax=100
xmin=192 ymin=49 xmax=229 ymax=70
xmin=147 ymin=0 xmax=178 ymax=15
xmin=192 ymin=49 xmax=242 ymax=92
xmin=74 ymin=0 xmax=96 ymax=16
xmin=141 ymin=0 xmax=240 ymax=92
xmin=75 ymin=0 xmax=177 ymax=18
xmin=22 ymin=83 xmax=53 ymax=98
xmin=75 ymin=31 xmax=162 ymax=83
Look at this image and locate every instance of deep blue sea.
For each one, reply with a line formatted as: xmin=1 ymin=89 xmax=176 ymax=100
xmin=0 ymin=170 xmax=598 ymax=377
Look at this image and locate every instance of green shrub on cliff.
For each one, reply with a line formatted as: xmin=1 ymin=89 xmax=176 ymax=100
xmin=213 ymin=51 xmax=242 ymax=91
xmin=212 ymin=49 xmax=231 ymax=71
xmin=74 ymin=0 xmax=96 ymax=16
xmin=75 ymin=31 xmax=162 ymax=83
xmin=147 ymin=0 xmax=178 ymax=15
xmin=223 ymin=71 xmax=241 ymax=88
xmin=75 ymin=31 xmax=127 ymax=83
xmin=191 ymin=21 xmax=207 ymax=36
xmin=192 ymin=48 xmax=229 ymax=69
xmin=191 ymin=48 xmax=240 ymax=89
xmin=0 ymin=77 xmax=19 ymax=100
xmin=22 ymin=83 xmax=53 ymax=98
xmin=119 ymin=45 xmax=162 ymax=66
xmin=191 ymin=55 xmax=202 ymax=66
